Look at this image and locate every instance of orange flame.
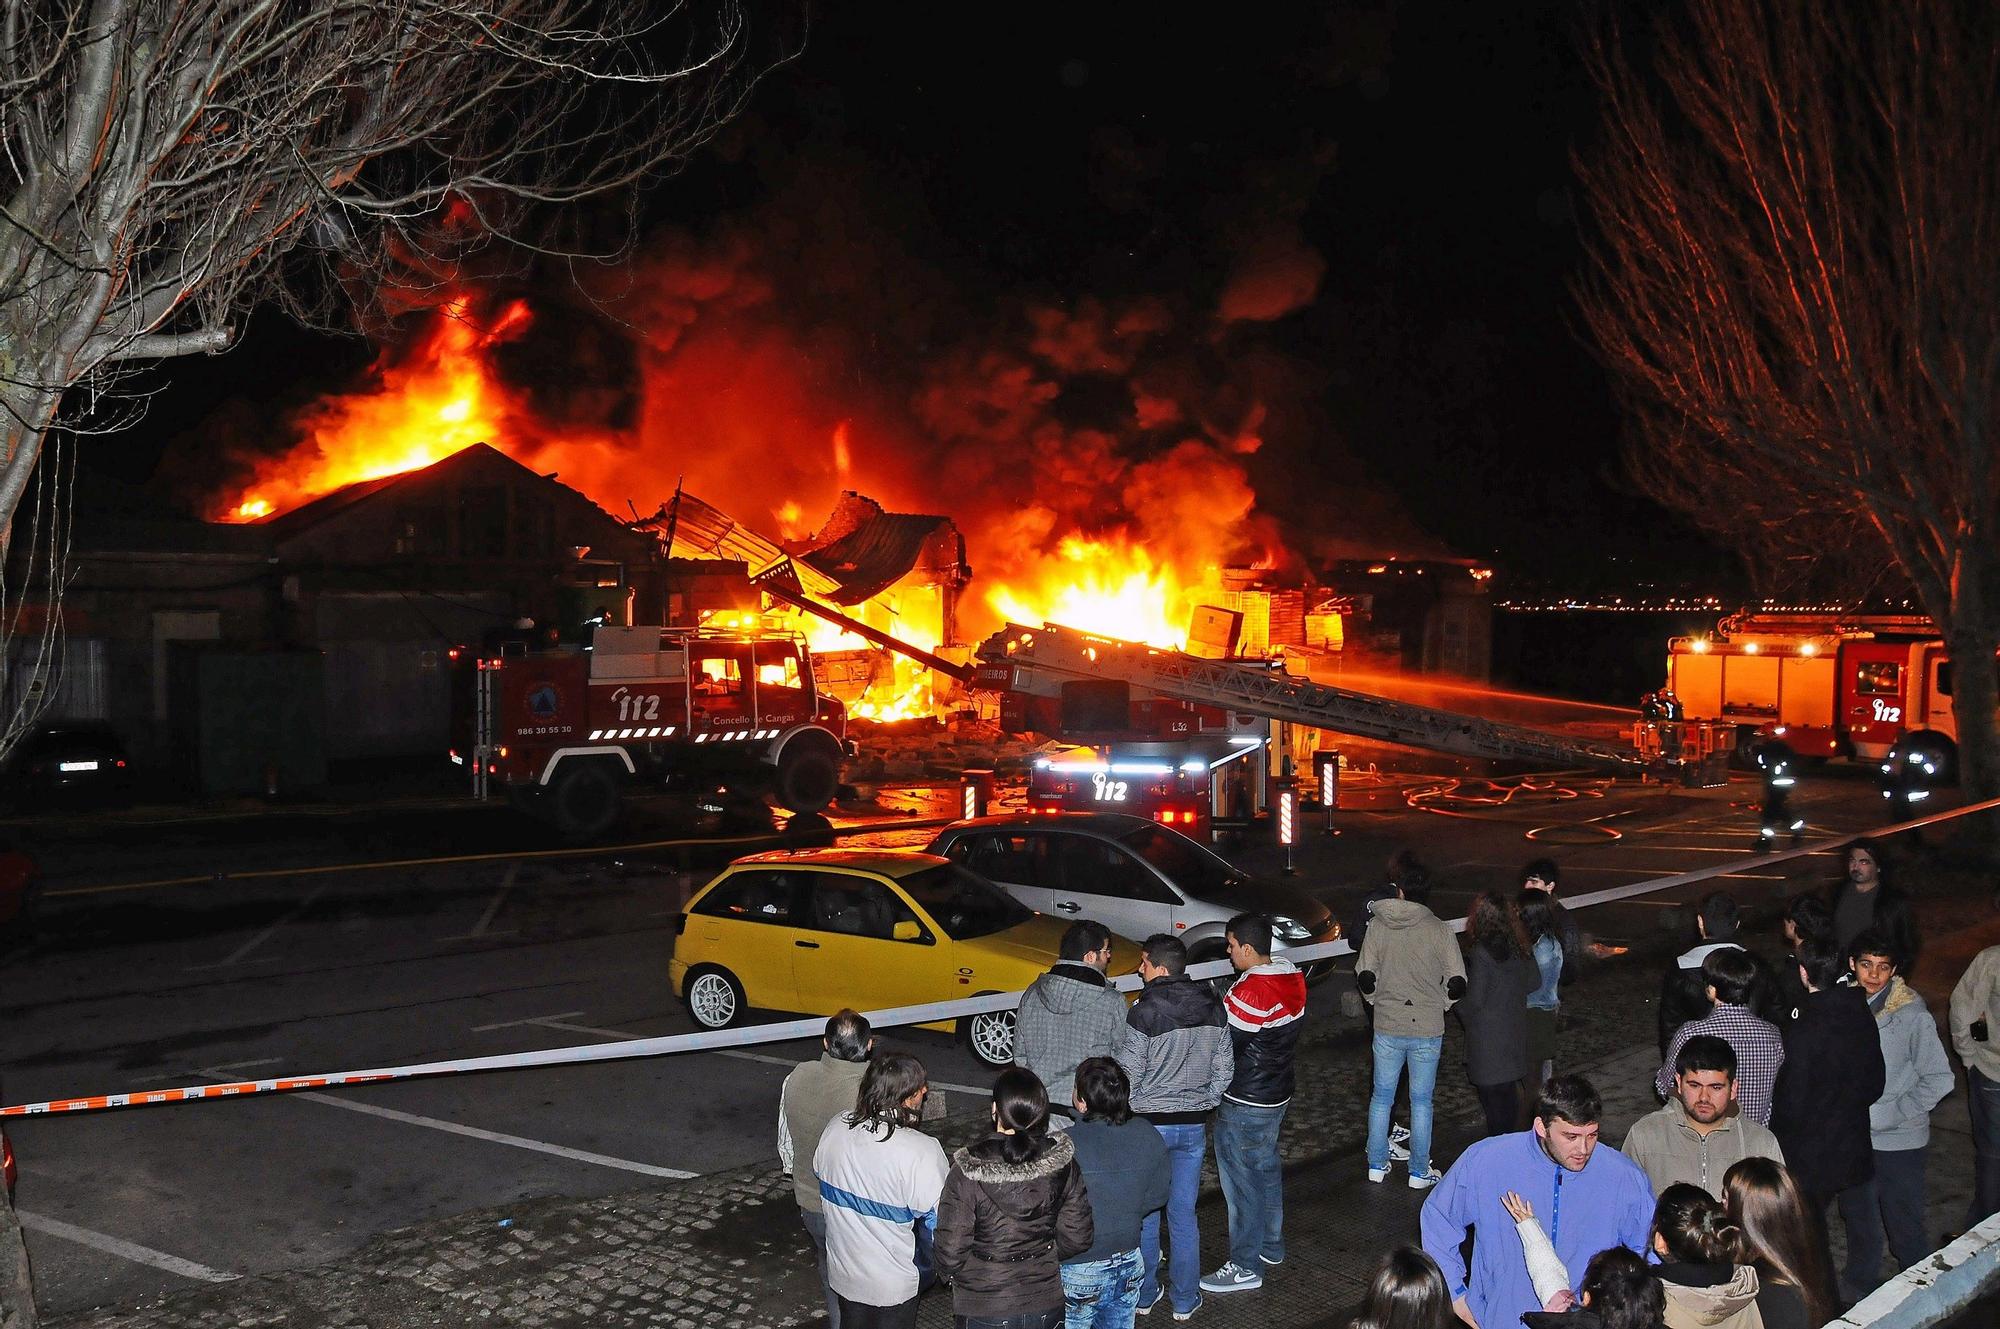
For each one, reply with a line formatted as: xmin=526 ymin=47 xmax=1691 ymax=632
xmin=986 ymin=535 xmax=1209 ymax=648
xmin=217 ymin=298 xmax=531 ymax=521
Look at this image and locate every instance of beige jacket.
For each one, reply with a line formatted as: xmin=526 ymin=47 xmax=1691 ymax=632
xmin=1621 ymin=1099 xmax=1785 ymax=1198
xmin=1357 ymin=898 xmax=1465 ymax=1038
xmin=1661 ymin=1263 xmax=1764 ymax=1329
xmin=1950 ymin=944 xmax=2000 ymax=1082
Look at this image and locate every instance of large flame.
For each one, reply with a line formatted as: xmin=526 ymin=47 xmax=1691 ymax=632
xmin=986 ymin=535 xmax=1209 ymax=648
xmin=217 ymin=298 xmax=530 ymax=522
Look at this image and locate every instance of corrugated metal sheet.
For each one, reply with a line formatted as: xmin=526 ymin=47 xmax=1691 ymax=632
xmin=6 ymin=634 xmax=109 ymax=723
xmin=800 ymin=514 xmax=952 ymax=604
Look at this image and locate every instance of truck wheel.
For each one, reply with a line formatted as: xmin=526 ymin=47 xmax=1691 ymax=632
xmin=550 ymin=762 xmax=622 ymax=841
xmin=774 ymin=739 xmax=841 ymax=814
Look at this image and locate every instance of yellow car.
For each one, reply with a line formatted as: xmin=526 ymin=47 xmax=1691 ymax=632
xmin=672 ymin=848 xmax=1138 ymax=1068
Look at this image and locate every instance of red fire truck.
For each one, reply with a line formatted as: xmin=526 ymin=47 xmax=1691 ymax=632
xmin=451 ymin=620 xmax=849 ymax=838
xmin=1664 ymin=613 xmax=1966 ymax=770
xmin=1024 ymin=735 xmax=1272 ymax=841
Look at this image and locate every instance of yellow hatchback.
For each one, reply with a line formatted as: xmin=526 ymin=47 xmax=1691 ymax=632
xmin=672 ymin=848 xmax=1133 ymax=1067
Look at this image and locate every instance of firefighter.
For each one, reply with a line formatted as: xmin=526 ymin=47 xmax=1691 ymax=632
xmin=1879 ymin=739 xmax=1943 ymax=823
xmin=1756 ymin=742 xmax=1805 ymax=846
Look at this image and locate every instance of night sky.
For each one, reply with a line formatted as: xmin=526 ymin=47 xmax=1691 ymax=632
xmin=103 ymin=1 xmax=1739 ymax=594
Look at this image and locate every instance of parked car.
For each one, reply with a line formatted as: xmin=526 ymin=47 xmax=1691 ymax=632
xmin=7 ymin=725 xmax=132 ymax=804
xmin=925 ymin=812 xmax=1340 ymax=983
xmin=671 ymin=848 xmax=1142 ymax=1067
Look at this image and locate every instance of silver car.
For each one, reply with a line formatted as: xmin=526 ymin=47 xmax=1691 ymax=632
xmin=924 ymin=812 xmax=1339 ymax=980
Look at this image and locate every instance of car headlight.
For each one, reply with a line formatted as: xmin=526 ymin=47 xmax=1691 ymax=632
xmin=1272 ymin=915 xmax=1315 ymax=943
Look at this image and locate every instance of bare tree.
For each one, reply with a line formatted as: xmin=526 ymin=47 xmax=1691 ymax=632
xmin=0 ymin=0 xmax=799 ymax=756
xmin=1575 ymin=0 xmax=2000 ymax=802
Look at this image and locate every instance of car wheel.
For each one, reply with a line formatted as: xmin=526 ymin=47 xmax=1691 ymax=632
xmin=961 ymin=1007 xmax=1016 ymax=1069
xmin=1189 ymin=940 xmax=1234 ymax=997
xmin=683 ymin=965 xmax=746 ymax=1030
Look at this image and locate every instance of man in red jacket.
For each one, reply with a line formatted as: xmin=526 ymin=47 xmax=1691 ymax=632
xmin=1201 ymin=913 xmax=1308 ymax=1296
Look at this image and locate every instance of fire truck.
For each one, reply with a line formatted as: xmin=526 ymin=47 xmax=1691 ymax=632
xmin=451 ymin=620 xmax=850 ymax=839
xmin=1664 ymin=613 xmax=1965 ymax=770
xmin=1024 ymin=736 xmax=1273 ymax=842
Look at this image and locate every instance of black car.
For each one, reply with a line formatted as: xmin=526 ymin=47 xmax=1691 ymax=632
xmin=8 ymin=725 xmax=133 ymax=803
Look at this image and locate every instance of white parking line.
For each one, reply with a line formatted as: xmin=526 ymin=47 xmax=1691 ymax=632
xmin=445 ymin=864 xmax=520 ymax=941
xmin=18 ymin=1211 xmax=235 ymax=1283
xmin=190 ymin=1066 xmax=694 ymax=1180
xmin=188 ymin=883 xmax=328 ymax=969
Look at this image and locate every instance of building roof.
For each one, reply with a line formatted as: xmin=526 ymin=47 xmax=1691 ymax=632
xmin=801 ymin=511 xmax=960 ymax=604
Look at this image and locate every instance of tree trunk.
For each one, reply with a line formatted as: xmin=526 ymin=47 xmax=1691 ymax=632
xmin=1946 ymin=617 xmax=2000 ymax=857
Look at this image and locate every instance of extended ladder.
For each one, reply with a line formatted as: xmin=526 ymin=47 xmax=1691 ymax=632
xmin=976 ymin=622 xmax=1656 ymax=775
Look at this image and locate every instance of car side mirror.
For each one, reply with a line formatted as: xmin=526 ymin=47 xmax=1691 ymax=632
xmin=893 ymin=920 xmax=923 ymax=942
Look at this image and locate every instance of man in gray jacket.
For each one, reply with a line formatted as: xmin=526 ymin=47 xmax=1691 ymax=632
xmin=1358 ymin=872 xmax=1466 ymax=1190
xmin=1015 ymin=920 xmax=1126 ymax=1120
xmin=1840 ymin=929 xmax=1954 ymax=1303
xmin=1115 ymin=934 xmax=1233 ymax=1319
xmin=778 ymin=1009 xmax=873 ymax=1328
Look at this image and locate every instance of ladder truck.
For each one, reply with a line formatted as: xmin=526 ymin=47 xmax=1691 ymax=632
xmin=973 ymin=622 xmax=1673 ymax=782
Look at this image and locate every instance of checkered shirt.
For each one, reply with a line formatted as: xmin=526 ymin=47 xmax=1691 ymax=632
xmin=1655 ymin=1003 xmax=1786 ymax=1125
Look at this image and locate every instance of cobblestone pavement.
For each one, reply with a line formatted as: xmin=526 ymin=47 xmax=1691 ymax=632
xmin=40 ymin=875 xmax=2000 ymax=1329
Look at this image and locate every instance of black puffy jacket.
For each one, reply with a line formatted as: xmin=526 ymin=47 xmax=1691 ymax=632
xmin=933 ymin=1132 xmax=1093 ymax=1319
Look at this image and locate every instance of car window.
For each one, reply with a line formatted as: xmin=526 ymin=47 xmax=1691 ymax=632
xmin=947 ymin=833 xmax=1044 ymax=888
xmin=692 ymin=870 xmax=799 ymax=924
xmin=899 ymin=864 xmax=1033 ymax=940
xmin=1048 ymin=833 xmax=1178 ymax=904
xmin=1855 ymin=660 xmax=1902 ymax=696
xmin=1114 ymin=823 xmax=1238 ymax=900
xmin=806 ymin=872 xmax=925 ymax=942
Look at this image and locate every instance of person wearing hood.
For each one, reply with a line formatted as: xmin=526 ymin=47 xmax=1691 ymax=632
xmin=1201 ymin=912 xmax=1308 ymax=1296
xmin=933 ymin=1068 xmax=1094 ymax=1329
xmin=1015 ymin=921 xmax=1128 ymax=1121
xmin=1649 ymin=1184 xmax=1763 ymax=1329
xmin=1359 ymin=868 xmax=1465 ymax=1189
xmin=1836 ymin=928 xmax=1953 ymax=1303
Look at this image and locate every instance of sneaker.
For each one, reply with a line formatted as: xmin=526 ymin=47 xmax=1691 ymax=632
xmin=1200 ymin=1262 xmax=1265 ymax=1294
xmin=1388 ymin=1123 xmax=1412 ymax=1162
xmin=1173 ymin=1295 xmax=1204 ymax=1322
xmin=1136 ymin=1288 xmax=1163 ymax=1316
xmin=1367 ymin=1166 xmax=1389 ymax=1183
xmin=1408 ymin=1167 xmax=1443 ymax=1191
xmin=1260 ymin=1252 xmax=1284 ymax=1267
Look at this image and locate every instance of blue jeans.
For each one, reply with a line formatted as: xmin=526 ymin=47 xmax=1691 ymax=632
xmin=1970 ymin=1066 xmax=2000 ymax=1227
xmin=1062 ymin=1248 xmax=1143 ymax=1329
xmin=1215 ymin=1099 xmax=1287 ymax=1268
xmin=1138 ymin=1122 xmax=1206 ymax=1313
xmin=1367 ymin=1033 xmax=1442 ymax=1174
xmin=1838 ymin=1146 xmax=1930 ymax=1300
xmin=800 ymin=1208 xmax=839 ymax=1328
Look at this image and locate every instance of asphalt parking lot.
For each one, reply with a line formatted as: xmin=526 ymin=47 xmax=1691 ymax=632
xmin=1 ymin=766 xmax=1910 ymax=1320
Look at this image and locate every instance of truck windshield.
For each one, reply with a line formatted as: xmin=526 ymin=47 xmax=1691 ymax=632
xmin=1116 ymin=823 xmax=1239 ymax=899
xmin=900 ymin=864 xmax=1032 ymax=940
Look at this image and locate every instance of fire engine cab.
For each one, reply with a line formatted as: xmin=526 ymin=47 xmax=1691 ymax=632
xmin=1664 ymin=613 xmax=1965 ymax=770
xmin=451 ymin=620 xmax=849 ymax=839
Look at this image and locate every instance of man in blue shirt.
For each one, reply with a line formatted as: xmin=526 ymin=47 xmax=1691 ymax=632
xmin=1421 ymin=1076 xmax=1654 ymax=1329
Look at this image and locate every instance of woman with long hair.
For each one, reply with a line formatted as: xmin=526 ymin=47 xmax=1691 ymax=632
xmin=1650 ymin=1184 xmax=1762 ymax=1329
xmin=814 ymin=1052 xmax=950 ymax=1329
xmin=1724 ymin=1157 xmax=1835 ymax=1329
xmin=1518 ymin=887 xmax=1566 ymax=1092
xmin=1350 ymin=1246 xmax=1452 ymax=1329
xmin=933 ymin=1068 xmax=1094 ymax=1329
xmin=1459 ymin=891 xmax=1540 ymax=1135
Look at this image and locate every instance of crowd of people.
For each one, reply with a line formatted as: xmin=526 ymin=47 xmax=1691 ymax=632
xmin=771 ymin=837 xmax=2000 ymax=1329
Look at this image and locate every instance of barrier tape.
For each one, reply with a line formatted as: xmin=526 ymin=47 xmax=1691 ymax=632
xmin=9 ymin=794 xmax=1998 ymax=1119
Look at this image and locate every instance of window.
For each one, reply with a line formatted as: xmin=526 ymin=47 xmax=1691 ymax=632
xmin=1047 ymin=833 xmax=1179 ymax=904
xmin=754 ymin=642 xmax=803 ymax=690
xmin=806 ymin=873 xmax=924 ymax=942
xmin=1116 ymin=823 xmax=1238 ymax=900
xmin=899 ymin=865 xmax=1031 ymax=940
xmin=1856 ymin=661 xmax=1903 ymax=696
xmin=394 ymin=504 xmax=448 ymax=557
xmin=949 ymin=833 xmax=1043 ymax=888
xmin=458 ymin=486 xmax=508 ymax=557
xmin=692 ymin=871 xmax=797 ymax=924
xmin=1936 ymin=660 xmax=1953 ymax=697
xmin=693 ymin=651 xmax=746 ymax=697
